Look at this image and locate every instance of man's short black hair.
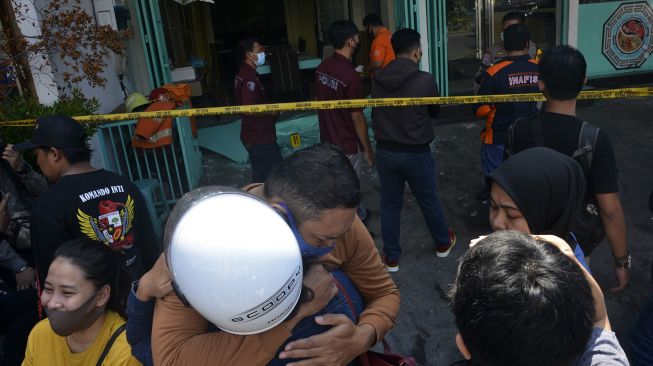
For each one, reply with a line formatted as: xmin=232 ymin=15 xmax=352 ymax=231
xmin=503 ymin=24 xmax=530 ymax=52
xmin=502 ymin=11 xmax=525 ymax=25
xmin=264 ymin=144 xmax=361 ymax=224
xmin=363 ymin=13 xmax=384 ymax=27
xmin=39 ymin=141 xmax=92 ymax=165
xmin=391 ymin=28 xmax=421 ymax=56
xmin=539 ymin=45 xmax=587 ymax=100
xmin=449 ymin=230 xmax=594 ymax=366
xmin=328 ymin=20 xmax=359 ymax=50
xmin=237 ymin=37 xmax=259 ymax=62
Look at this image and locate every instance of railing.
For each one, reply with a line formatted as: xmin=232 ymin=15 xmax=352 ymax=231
xmin=96 ymin=106 xmax=202 ymax=205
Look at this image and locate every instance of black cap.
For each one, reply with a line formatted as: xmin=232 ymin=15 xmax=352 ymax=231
xmin=13 ymin=115 xmax=86 ymax=151
xmin=503 ymin=24 xmax=531 ymax=52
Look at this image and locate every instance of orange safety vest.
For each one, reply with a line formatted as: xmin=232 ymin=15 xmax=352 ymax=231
xmin=162 ymin=83 xmax=198 ymax=137
xmin=133 ymin=101 xmax=177 ymax=148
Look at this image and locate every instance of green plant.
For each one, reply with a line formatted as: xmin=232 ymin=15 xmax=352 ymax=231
xmin=0 ymin=88 xmax=100 ymax=149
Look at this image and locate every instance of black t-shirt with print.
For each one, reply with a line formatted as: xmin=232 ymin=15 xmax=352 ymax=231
xmin=508 ymin=111 xmax=619 ymax=195
xmin=31 ymin=169 xmax=160 ymax=284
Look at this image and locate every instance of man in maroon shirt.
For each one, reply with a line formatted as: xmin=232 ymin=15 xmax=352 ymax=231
xmin=235 ymin=37 xmax=282 ymax=183
xmin=316 ymin=20 xmax=374 ymax=221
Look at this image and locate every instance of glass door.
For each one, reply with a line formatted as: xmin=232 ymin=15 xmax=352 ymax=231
xmin=446 ymin=0 xmax=480 ymax=95
xmin=447 ymin=0 xmax=557 ymax=95
xmin=492 ymin=0 xmax=557 ymax=51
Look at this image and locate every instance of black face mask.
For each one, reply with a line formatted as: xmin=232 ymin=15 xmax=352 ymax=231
xmin=45 ymin=292 xmax=104 ymax=337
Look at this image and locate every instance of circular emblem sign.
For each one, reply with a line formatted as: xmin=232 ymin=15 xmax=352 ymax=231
xmin=602 ymin=1 xmax=653 ymax=69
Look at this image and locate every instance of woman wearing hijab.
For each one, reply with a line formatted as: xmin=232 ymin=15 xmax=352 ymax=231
xmin=488 ymin=147 xmax=589 ymax=269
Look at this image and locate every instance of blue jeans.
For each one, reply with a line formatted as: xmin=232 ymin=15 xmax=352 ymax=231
xmin=480 ymin=143 xmax=505 ymax=177
xmin=376 ymin=149 xmax=449 ymax=260
xmin=268 ymin=270 xmax=364 ymax=366
xmin=247 ymin=142 xmax=282 ymax=183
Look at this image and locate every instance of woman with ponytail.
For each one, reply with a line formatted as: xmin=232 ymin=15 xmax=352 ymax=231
xmin=22 ymin=237 xmax=141 ymax=365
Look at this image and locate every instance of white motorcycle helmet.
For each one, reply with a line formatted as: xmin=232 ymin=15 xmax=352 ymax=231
xmin=164 ymin=186 xmax=303 ymax=334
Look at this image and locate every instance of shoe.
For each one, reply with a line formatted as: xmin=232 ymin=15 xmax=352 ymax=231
xmin=436 ymin=230 xmax=457 ymax=258
xmin=383 ymin=255 xmax=399 ymax=273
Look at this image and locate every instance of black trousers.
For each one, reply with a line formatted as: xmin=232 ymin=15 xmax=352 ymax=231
xmin=246 ymin=143 xmax=283 ymax=183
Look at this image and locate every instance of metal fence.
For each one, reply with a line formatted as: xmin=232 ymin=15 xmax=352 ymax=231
xmin=96 ymin=109 xmax=201 ymax=206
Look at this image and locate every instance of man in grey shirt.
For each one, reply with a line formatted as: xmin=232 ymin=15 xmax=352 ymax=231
xmin=450 ymin=231 xmax=628 ymax=366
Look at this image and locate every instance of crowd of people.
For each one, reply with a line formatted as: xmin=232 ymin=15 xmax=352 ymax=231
xmin=0 ymin=10 xmax=648 ymax=366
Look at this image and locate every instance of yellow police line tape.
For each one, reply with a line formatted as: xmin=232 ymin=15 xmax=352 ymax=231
xmin=1 ymin=87 xmax=651 ymax=127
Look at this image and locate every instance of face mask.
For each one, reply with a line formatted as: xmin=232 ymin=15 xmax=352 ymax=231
xmin=278 ymin=202 xmax=335 ymax=258
xmin=45 ymin=292 xmax=104 ymax=337
xmin=254 ymin=52 xmax=266 ymax=66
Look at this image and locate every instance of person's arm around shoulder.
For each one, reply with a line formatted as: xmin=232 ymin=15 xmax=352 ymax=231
xmin=341 ymin=217 xmax=400 ymax=341
xmin=126 ymin=254 xmax=171 ymax=366
xmin=152 ymin=262 xmax=337 ymax=366
xmin=280 ymin=218 xmax=400 ymax=365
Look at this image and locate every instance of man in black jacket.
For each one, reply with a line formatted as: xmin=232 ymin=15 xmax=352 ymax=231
xmin=371 ymin=28 xmax=455 ymax=272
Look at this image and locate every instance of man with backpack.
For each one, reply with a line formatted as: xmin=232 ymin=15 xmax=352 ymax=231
xmin=506 ymin=45 xmax=630 ymax=292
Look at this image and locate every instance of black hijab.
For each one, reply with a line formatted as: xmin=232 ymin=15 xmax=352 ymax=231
xmin=491 ymin=147 xmax=587 ymax=238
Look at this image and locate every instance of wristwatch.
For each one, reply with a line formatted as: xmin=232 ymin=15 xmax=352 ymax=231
xmin=614 ymin=253 xmax=631 ymax=269
xmin=16 ymin=266 xmax=27 ymax=274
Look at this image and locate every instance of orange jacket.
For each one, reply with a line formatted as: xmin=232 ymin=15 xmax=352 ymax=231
xmin=133 ymin=101 xmax=177 ymax=148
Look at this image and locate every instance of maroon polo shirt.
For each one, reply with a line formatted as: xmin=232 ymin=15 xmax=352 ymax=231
xmin=235 ymin=63 xmax=277 ymax=146
xmin=315 ymin=53 xmax=363 ymax=155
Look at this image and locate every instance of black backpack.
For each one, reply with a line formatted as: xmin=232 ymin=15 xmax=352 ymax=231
xmin=506 ymin=116 xmax=605 ymax=252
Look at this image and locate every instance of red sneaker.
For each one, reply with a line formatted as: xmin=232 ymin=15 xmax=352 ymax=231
xmin=436 ymin=230 xmax=457 ymax=258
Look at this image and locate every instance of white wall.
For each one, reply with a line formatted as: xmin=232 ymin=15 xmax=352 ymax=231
xmin=11 ymin=0 xmax=59 ymax=105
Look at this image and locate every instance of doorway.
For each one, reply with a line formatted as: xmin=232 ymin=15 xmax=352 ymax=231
xmin=445 ymin=0 xmax=558 ymax=95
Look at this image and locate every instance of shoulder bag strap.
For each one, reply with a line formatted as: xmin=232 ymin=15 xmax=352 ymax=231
xmin=571 ymin=121 xmax=599 ymax=177
xmin=333 ymin=277 xmax=394 ymax=365
xmin=96 ymin=323 xmax=127 ymax=366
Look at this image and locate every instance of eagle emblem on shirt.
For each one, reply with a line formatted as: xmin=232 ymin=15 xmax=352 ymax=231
xmin=77 ymin=196 xmax=135 ymax=249
xmin=247 ymin=81 xmax=256 ymax=92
